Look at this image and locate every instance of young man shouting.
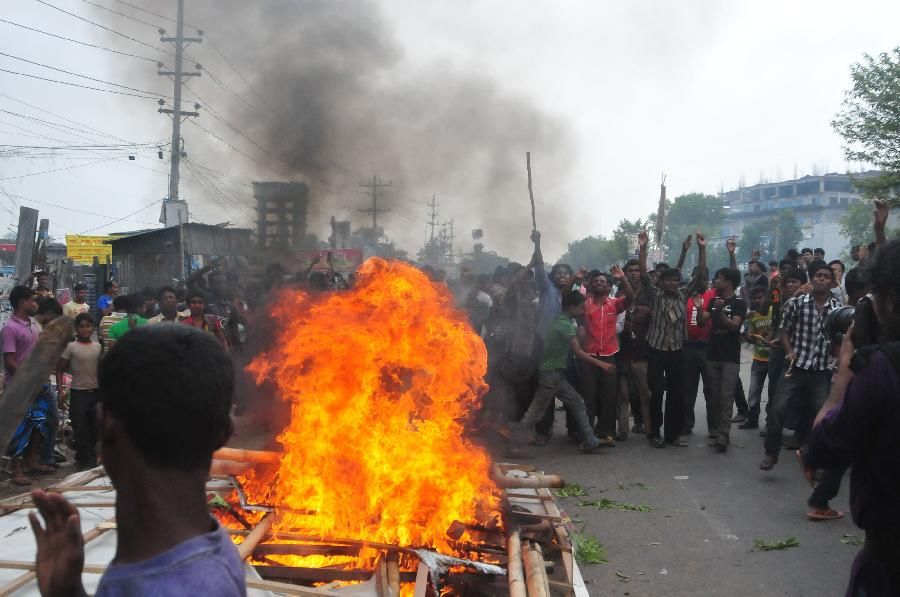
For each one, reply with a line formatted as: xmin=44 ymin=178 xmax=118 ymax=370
xmin=578 ymin=266 xmax=634 ymax=444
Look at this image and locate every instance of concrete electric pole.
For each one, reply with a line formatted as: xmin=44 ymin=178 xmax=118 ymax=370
xmin=158 ymin=0 xmax=200 ymax=280
xmin=358 ymin=175 xmax=392 ymax=240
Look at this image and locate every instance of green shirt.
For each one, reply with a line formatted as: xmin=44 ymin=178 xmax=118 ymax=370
xmin=540 ymin=314 xmax=577 ymax=371
xmin=108 ymin=315 xmax=149 ymax=341
xmin=748 ymin=307 xmax=773 ymax=362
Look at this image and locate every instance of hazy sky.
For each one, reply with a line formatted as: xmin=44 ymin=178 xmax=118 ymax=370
xmin=2 ymin=0 xmax=899 ymax=260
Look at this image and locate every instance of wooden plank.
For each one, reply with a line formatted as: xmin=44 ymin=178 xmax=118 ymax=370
xmin=237 ymin=513 xmax=274 ymax=560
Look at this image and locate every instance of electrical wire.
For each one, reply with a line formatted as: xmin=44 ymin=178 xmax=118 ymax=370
xmin=0 ymin=92 xmax=135 ymax=144
xmin=33 ymin=0 xmax=173 ymax=57
xmin=0 ymin=18 xmax=159 ymax=63
xmin=79 ymin=198 xmax=163 ymax=234
xmin=81 ymin=0 xmax=160 ymax=29
xmin=0 ymin=68 xmax=158 ymax=100
xmin=0 ymin=157 xmax=118 ymax=181
xmin=0 ymin=190 xmax=159 ymax=226
xmin=0 ymin=51 xmax=173 ymax=99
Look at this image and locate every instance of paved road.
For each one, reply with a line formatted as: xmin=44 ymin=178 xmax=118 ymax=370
xmin=519 ymin=349 xmax=856 ymax=597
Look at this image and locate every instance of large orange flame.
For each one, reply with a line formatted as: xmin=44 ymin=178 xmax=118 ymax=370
xmin=242 ymin=258 xmax=499 ymax=555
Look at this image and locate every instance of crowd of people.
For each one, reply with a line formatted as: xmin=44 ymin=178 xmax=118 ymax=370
xmin=0 ymin=198 xmax=896 ymax=595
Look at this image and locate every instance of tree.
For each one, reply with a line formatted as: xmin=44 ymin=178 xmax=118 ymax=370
xmin=832 ymin=47 xmax=900 ymax=202
xmin=735 ymin=209 xmax=803 ymax=263
xmin=559 ymin=235 xmax=620 ymax=270
xmin=662 ymin=193 xmax=724 ymax=270
xmin=839 ymin=199 xmax=897 ymax=251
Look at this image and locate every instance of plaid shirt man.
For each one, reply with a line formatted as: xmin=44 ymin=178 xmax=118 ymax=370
xmin=643 ymin=272 xmax=706 ymax=352
xmin=781 ymin=293 xmax=843 ymax=371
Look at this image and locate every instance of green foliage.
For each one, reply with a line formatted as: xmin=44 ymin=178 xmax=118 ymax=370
xmin=833 ymin=47 xmax=900 ymax=176
xmin=578 ymin=498 xmax=653 ymax=512
xmin=841 ymin=534 xmax=865 ymax=546
xmin=736 ymin=209 xmax=804 ymax=262
xmin=753 ymin=537 xmax=799 ymax=551
xmin=573 ymin=533 xmax=608 ymax=564
xmin=552 ymin=483 xmax=588 ymax=498
xmin=559 ymin=234 xmax=620 ymax=270
xmin=840 ymin=200 xmax=877 ymax=250
xmin=664 ymin=193 xmax=725 ymax=269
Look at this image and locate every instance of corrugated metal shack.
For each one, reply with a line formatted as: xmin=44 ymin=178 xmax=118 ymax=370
xmin=109 ymin=223 xmax=253 ymax=291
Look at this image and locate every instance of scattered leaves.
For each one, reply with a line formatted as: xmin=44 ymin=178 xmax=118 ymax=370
xmin=753 ymin=537 xmax=799 ymax=551
xmin=841 ymin=534 xmax=864 ymax=546
xmin=553 ymin=484 xmax=588 ymax=498
xmin=573 ymin=533 xmax=608 ymax=564
xmin=579 ymin=498 xmax=653 ymax=512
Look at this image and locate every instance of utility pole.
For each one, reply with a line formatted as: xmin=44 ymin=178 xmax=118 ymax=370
xmin=158 ymin=0 xmax=200 ymax=281
xmin=358 ymin=175 xmax=392 ymax=241
xmin=426 ymin=194 xmax=439 ymax=244
xmin=442 ymin=218 xmax=455 ymax=264
xmin=159 ymin=0 xmax=201 ymax=203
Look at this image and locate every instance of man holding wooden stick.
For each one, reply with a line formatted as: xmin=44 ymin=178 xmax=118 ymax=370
xmin=28 ymin=325 xmax=246 ymax=596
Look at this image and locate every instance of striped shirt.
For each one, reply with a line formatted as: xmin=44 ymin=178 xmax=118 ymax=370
xmin=781 ymin=293 xmax=843 ymax=371
xmin=643 ymin=272 xmax=707 ymax=352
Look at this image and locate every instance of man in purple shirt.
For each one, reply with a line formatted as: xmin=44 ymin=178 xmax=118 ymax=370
xmin=1 ymin=286 xmax=43 ymax=484
xmin=28 ymin=325 xmax=245 ymax=596
xmin=805 ymin=239 xmax=900 ymax=596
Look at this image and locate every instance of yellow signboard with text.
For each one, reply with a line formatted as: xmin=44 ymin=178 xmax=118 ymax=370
xmin=66 ymin=235 xmax=115 ymax=265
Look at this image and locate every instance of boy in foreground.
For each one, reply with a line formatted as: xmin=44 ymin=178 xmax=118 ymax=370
xmin=508 ymin=291 xmax=608 ymax=456
xmin=29 ymin=325 xmax=245 ymax=596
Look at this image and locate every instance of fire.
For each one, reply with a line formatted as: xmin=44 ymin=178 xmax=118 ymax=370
xmin=242 ymin=258 xmax=499 ymax=558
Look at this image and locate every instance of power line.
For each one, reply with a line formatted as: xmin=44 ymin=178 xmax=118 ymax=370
xmin=33 ymin=0 xmax=173 ymax=57
xmin=0 ymin=191 xmax=158 ymax=225
xmin=0 ymin=67 xmax=158 ymax=100
xmin=81 ymin=0 xmax=161 ymax=29
xmin=80 ymin=198 xmax=164 ymax=234
xmin=0 ymin=18 xmax=158 ymax=63
xmin=0 ymin=51 xmax=173 ymax=99
xmin=0 ymin=157 xmax=118 ymax=181
xmin=0 ymin=92 xmax=135 ymax=143
xmin=109 ymin=0 xmax=185 ymax=26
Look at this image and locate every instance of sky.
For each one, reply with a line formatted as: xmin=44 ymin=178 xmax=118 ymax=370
xmin=1 ymin=0 xmax=899 ymax=261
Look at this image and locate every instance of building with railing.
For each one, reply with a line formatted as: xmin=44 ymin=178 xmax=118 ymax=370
xmin=721 ymin=171 xmax=881 ymax=258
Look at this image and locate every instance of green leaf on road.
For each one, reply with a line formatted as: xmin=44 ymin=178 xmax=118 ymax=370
xmin=840 ymin=534 xmax=864 ymax=546
xmin=578 ymin=498 xmax=653 ymax=512
xmin=573 ymin=533 xmax=608 ymax=564
xmin=753 ymin=537 xmax=799 ymax=551
xmin=552 ymin=483 xmax=588 ymax=497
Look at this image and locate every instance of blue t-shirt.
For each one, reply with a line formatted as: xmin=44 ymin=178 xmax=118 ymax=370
xmin=97 ymin=294 xmax=114 ymax=311
xmin=97 ymin=523 xmax=245 ymax=596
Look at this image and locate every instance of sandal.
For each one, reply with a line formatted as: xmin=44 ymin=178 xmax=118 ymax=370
xmin=807 ymin=508 xmax=843 ymax=521
xmin=667 ymin=438 xmax=688 ymax=447
xmin=649 ymin=438 xmax=666 ymax=449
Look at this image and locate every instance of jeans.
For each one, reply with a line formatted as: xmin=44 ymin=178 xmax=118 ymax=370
xmin=764 ymin=368 xmax=831 ymax=454
xmin=766 ymin=346 xmax=786 ymax=424
xmin=69 ymin=389 xmax=99 ymax=468
xmin=648 ymin=348 xmax=686 ymax=442
xmin=705 ymin=360 xmax=740 ymax=442
xmin=746 ymin=360 xmax=770 ymax=422
xmin=808 ymin=464 xmax=848 ymax=510
xmin=683 ymin=342 xmax=714 ymax=433
xmin=577 ymin=356 xmax=618 ymax=437
xmin=40 ymin=387 xmax=59 ymax=466
xmin=511 ymin=370 xmax=596 ymax=448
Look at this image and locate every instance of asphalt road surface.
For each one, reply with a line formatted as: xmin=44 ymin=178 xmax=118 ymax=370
xmin=521 ymin=349 xmax=857 ymax=597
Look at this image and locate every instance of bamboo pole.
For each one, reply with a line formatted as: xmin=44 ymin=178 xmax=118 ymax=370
xmin=521 ymin=540 xmax=550 ymax=597
xmin=209 ymin=459 xmax=251 ymax=476
xmin=237 ymin=513 xmax=274 ymax=560
xmin=386 ymin=552 xmax=400 ymax=597
xmin=506 ymin=530 xmax=526 ymax=597
xmin=492 ymin=464 xmax=564 ymax=489
xmin=213 ymin=447 xmax=281 ymax=464
xmin=0 ymin=501 xmax=115 ymax=514
xmin=526 ymin=152 xmax=537 ymax=231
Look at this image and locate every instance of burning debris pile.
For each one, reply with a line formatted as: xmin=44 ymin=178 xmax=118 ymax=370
xmin=207 ymin=258 xmax=582 ymax=595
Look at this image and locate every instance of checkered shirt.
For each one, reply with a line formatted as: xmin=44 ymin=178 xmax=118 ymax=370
xmin=781 ymin=293 xmax=843 ymax=371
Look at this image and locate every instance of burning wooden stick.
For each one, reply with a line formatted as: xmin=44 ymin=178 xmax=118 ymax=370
xmin=492 ymin=465 xmax=564 ymax=489
xmin=237 ymin=513 xmax=275 ymax=560
xmin=526 ymin=152 xmax=537 ymax=231
xmin=213 ymin=447 xmax=281 ymax=464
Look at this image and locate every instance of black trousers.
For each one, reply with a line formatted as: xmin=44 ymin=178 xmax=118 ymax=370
xmin=69 ymin=389 xmax=99 ymax=468
xmin=648 ymin=348 xmax=686 ymax=442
